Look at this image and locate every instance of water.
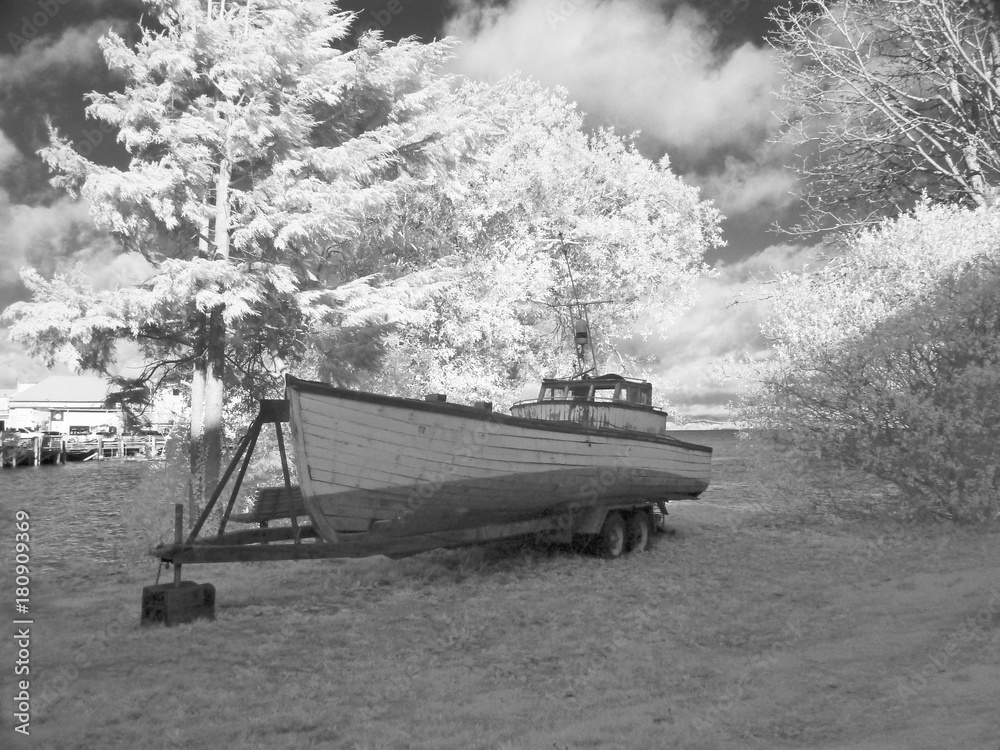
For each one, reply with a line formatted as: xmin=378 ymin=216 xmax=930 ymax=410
xmin=1 ymin=460 xmax=149 ymax=574
xmin=667 ymin=429 xmax=738 ymax=450
xmin=1 ymin=430 xmax=741 ymax=573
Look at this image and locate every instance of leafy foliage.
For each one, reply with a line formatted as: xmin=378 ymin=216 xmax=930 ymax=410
xmin=351 ymin=78 xmax=721 ymax=407
xmin=4 ymin=0 xmax=719 ymax=439
xmin=2 ymin=0 xmax=484 ymax=502
xmin=5 ymin=0 xmax=469 ymax=399
xmin=772 ymin=0 xmax=1000 ymax=232
xmin=733 ymin=203 xmax=1000 ymax=521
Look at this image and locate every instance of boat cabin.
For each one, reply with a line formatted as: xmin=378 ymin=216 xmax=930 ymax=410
xmin=511 ymin=374 xmax=666 ymax=434
xmin=537 ymin=374 xmax=652 ymax=407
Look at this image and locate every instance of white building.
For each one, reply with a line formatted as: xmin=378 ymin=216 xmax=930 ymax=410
xmin=0 ymin=388 xmax=15 ymax=431
xmin=7 ymin=376 xmax=122 ymax=433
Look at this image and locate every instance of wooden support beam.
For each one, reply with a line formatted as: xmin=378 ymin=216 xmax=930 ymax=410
xmin=202 ymin=524 xmax=320 ymax=547
xmin=173 ymin=504 xmax=183 ymax=586
xmin=184 ymin=399 xmax=296 ymax=549
xmin=186 ymin=413 xmax=263 ymax=543
xmin=153 ymin=516 xmax=567 ymax=565
xmin=258 ymin=399 xmax=289 ymax=423
xmin=215 ymin=423 xmax=262 ymax=538
xmin=274 ymin=419 xmax=299 ymax=542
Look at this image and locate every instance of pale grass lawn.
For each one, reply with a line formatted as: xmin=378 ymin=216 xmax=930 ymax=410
xmin=5 ymin=436 xmax=1000 ymax=750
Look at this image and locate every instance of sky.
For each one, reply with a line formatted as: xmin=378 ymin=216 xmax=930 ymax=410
xmin=0 ymin=0 xmax=814 ymax=422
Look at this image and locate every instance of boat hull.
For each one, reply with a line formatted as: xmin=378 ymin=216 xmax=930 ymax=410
xmin=285 ymin=377 xmax=711 ymax=543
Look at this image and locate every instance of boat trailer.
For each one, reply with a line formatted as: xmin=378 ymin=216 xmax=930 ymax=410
xmin=143 ymin=399 xmax=666 ymax=626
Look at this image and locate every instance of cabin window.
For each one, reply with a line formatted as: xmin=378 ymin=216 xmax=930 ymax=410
xmin=592 ymin=386 xmax=617 ymax=402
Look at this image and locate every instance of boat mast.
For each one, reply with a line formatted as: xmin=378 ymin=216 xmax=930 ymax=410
xmin=559 ymin=233 xmax=600 ymax=378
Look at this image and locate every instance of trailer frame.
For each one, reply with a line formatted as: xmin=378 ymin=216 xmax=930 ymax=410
xmin=150 ymin=399 xmax=668 ymax=567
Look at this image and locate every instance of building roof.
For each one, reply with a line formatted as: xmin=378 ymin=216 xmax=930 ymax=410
xmin=9 ymin=376 xmax=112 ymax=405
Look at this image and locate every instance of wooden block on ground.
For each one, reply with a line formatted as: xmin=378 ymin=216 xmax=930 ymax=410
xmin=141 ymin=581 xmax=216 ymax=627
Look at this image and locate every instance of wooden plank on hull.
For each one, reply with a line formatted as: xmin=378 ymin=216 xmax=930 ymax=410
xmin=301 ymin=417 xmax=707 ymax=474
xmin=308 ymin=424 xmax=630 ymax=467
xmin=292 ymin=383 xmax=712 ymax=453
xmin=307 ymin=467 xmax=708 ymax=530
xmin=304 ymin=407 xmax=651 ymax=456
xmin=302 ymin=445 xmax=709 ymax=497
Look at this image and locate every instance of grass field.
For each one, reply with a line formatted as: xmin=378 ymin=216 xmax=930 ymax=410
xmin=5 ymin=436 xmax=1000 ymax=750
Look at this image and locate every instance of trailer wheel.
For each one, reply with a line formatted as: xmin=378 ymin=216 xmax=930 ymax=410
xmin=625 ymin=509 xmax=652 ymax=553
xmin=596 ymin=512 xmax=626 ymax=559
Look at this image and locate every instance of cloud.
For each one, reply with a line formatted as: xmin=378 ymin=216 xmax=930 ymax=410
xmin=649 ymin=241 xmax=816 ymax=421
xmin=0 ymin=129 xmax=152 ymax=388
xmin=0 ymin=192 xmax=94 ymax=293
xmin=444 ymin=0 xmax=782 ymax=162
xmin=0 ymin=340 xmax=75 ymax=386
xmin=0 ymin=180 xmax=151 ymax=331
xmin=716 ymin=241 xmax=816 ymax=284
xmin=692 ymin=151 xmax=799 ymax=218
xmin=0 ymin=19 xmax=120 ymax=85
xmin=440 ymin=0 xmax=800 ymax=420
xmin=0 ymin=129 xmax=21 ymax=170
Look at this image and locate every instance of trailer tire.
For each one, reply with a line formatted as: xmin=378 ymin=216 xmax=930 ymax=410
xmin=596 ymin=512 xmax=626 ymax=559
xmin=625 ymin=509 xmax=652 ymax=553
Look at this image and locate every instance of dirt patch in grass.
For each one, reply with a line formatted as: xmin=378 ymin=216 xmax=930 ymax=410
xmin=4 ymin=438 xmax=1000 ymax=750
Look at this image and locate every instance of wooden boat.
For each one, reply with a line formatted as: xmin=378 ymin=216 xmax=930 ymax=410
xmin=151 ymin=254 xmax=713 ymax=588
xmin=1 ymin=430 xmax=36 ymax=467
xmin=285 ymin=373 xmax=711 ymax=544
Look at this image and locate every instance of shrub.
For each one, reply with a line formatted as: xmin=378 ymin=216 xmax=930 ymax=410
xmin=734 ymin=204 xmax=1000 ymax=522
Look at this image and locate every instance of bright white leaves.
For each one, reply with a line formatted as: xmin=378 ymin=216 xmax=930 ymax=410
xmin=14 ymin=0 xmax=467 ymax=388
xmin=8 ymin=1 xmax=719 ymax=410
xmin=358 ymin=78 xmax=721 ymax=406
xmin=734 ymin=202 xmax=1000 ymax=520
xmin=771 ymin=0 xmax=1000 ymax=230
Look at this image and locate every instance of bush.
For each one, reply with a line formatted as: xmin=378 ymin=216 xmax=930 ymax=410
xmin=114 ymin=422 xmax=297 ymax=565
xmin=114 ymin=433 xmax=192 ymax=565
xmin=734 ymin=204 xmax=1000 ymax=522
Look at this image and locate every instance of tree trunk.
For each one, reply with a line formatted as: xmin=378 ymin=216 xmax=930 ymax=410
xmin=963 ymin=143 xmax=988 ymax=207
xmin=198 ymin=154 xmax=232 ymax=504
xmin=189 ymin=311 xmax=207 ymax=522
xmin=203 ymin=305 xmax=225 ymax=500
xmin=188 ymin=210 xmax=213 ymax=516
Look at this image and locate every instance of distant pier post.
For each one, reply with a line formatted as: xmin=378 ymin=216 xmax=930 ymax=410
xmin=174 ymin=503 xmax=183 ymax=586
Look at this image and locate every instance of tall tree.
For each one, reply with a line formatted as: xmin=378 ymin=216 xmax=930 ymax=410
xmin=352 ymin=78 xmax=721 ymax=406
xmin=772 ymin=0 xmax=1000 ymax=232
xmin=5 ymin=1 xmax=722 ymax=509
xmin=5 ymin=0 xmax=466 ymax=503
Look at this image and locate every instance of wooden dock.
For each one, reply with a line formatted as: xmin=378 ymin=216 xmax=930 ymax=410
xmin=0 ymin=434 xmax=166 ymax=467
